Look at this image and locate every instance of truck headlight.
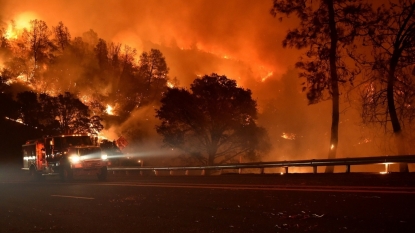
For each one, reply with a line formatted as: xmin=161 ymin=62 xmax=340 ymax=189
xmin=69 ymin=155 xmax=81 ymax=163
xmin=101 ymin=154 xmax=108 ymax=160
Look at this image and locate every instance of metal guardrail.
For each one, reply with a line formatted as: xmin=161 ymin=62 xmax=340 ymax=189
xmin=108 ymin=155 xmax=415 ymax=175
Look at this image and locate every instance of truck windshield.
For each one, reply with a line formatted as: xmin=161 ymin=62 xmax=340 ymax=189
xmin=79 ymin=147 xmax=101 ymax=156
xmin=55 ymin=136 xmax=93 ymax=148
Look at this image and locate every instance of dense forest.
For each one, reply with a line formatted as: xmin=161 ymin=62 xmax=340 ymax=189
xmin=0 ymin=20 xmax=171 ymax=148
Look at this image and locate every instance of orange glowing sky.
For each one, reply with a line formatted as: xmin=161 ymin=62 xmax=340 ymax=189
xmin=0 ymin=0 xmax=402 ymax=165
xmin=0 ymin=0 xmax=298 ymax=88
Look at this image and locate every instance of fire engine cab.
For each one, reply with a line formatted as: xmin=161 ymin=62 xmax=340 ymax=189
xmin=22 ymin=134 xmax=109 ymax=181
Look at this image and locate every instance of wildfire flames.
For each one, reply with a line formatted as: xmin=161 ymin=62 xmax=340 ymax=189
xmin=167 ymin=81 xmax=174 ymax=88
xmin=4 ymin=13 xmax=34 ymax=40
xmin=0 ymin=0 xmax=395 ymax=163
xmin=106 ymin=105 xmax=114 ymax=115
xmin=4 ymin=24 xmax=18 ymax=40
xmin=281 ymin=132 xmax=296 ymax=140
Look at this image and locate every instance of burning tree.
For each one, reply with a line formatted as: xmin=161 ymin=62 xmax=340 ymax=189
xmin=52 ymin=21 xmax=71 ymax=52
xmin=0 ymin=27 xmax=11 ymax=58
xmin=271 ymin=0 xmax=371 ymax=172
xmin=156 ymin=74 xmax=270 ymax=166
xmin=41 ymin=92 xmax=103 ymax=134
xmin=139 ymin=49 xmax=169 ymax=87
xmin=114 ymin=48 xmax=169 ymax=120
xmin=138 ymin=48 xmax=169 ymax=104
xmin=23 ymin=19 xmax=52 ymax=86
xmin=1 ymin=18 xmax=170 ymax=148
xmin=1 ymin=19 xmax=170 ymax=117
xmin=15 ymin=91 xmax=103 ymax=134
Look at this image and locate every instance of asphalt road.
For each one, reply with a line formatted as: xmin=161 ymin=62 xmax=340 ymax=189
xmin=1 ymin=165 xmax=415 ymax=233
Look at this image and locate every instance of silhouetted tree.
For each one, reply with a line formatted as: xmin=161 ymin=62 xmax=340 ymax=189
xmin=138 ymin=48 xmax=169 ymax=103
xmin=156 ymin=74 xmax=271 ymax=165
xmin=0 ymin=92 xmax=19 ymax=120
xmin=108 ymin=42 xmax=121 ymax=69
xmin=71 ymin=36 xmax=88 ymax=59
xmin=16 ymin=91 xmax=41 ymax=128
xmin=39 ymin=92 xmax=102 ymax=134
xmin=114 ymin=48 xmax=169 ymax=120
xmin=111 ymin=45 xmax=138 ymax=119
xmin=357 ymin=0 xmax=415 ymax=172
xmin=52 ymin=21 xmax=71 ymax=52
xmin=82 ymin=29 xmax=99 ymax=48
xmin=23 ymin=19 xmax=52 ymax=84
xmin=271 ymin=0 xmax=370 ymax=172
xmin=0 ymin=26 xmax=11 ymax=56
xmin=4 ymin=27 xmax=32 ymax=84
xmin=114 ymin=45 xmax=136 ymax=92
xmin=94 ymin=38 xmax=109 ymax=71
xmin=0 ymin=68 xmax=12 ymax=92
xmin=89 ymin=115 xmax=104 ymax=134
xmin=1 ymin=19 xmax=170 ymax=137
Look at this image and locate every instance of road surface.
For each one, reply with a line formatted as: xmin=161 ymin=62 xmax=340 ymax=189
xmin=1 ymin=164 xmax=415 ymax=233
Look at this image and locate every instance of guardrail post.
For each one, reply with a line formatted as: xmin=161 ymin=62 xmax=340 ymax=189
xmin=154 ymin=170 xmax=159 ymax=176
xmin=346 ymin=164 xmax=350 ymax=173
xmin=185 ymin=170 xmax=189 ymax=175
xmin=239 ymin=156 xmax=242 ymax=174
xmin=260 ymin=167 xmax=264 ymax=174
xmin=284 ymin=167 xmax=288 ymax=174
xmin=313 ymin=166 xmax=317 ymax=174
xmin=169 ymin=170 xmax=173 ymax=176
xmin=126 ymin=170 xmax=129 ymax=176
xmin=201 ymin=169 xmax=205 ymax=176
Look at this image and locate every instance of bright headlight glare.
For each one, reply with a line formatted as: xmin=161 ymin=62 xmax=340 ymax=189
xmin=69 ymin=155 xmax=81 ymax=163
xmin=101 ymin=154 xmax=108 ymax=160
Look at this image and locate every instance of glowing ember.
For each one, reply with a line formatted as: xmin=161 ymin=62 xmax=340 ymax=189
xmin=281 ymin=132 xmax=296 ymax=140
xmin=167 ymin=81 xmax=174 ymax=88
xmin=261 ymin=71 xmax=273 ymax=82
xmin=5 ymin=79 xmax=13 ymax=85
xmin=106 ymin=105 xmax=114 ymax=115
xmin=5 ymin=117 xmax=26 ymax=125
xmin=357 ymin=138 xmax=371 ymax=145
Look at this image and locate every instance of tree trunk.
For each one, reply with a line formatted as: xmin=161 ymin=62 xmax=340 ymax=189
xmin=394 ymin=131 xmax=409 ymax=172
xmin=388 ymin=54 xmax=408 ymax=172
xmin=325 ymin=0 xmax=340 ymax=173
xmin=387 ymin=57 xmax=401 ymax=133
xmin=207 ymin=154 xmax=214 ymax=166
xmin=205 ymin=153 xmax=215 ymax=175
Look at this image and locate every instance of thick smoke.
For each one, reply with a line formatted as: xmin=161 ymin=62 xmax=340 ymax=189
xmin=0 ymin=0 xmax=400 ymax=169
xmin=1 ymin=0 xmax=297 ymax=84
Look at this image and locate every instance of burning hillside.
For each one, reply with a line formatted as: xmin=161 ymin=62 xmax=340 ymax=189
xmin=0 ymin=0 xmax=399 ymax=166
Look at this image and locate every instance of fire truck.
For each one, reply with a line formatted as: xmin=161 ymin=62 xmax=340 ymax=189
xmin=22 ymin=134 xmax=109 ymax=181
